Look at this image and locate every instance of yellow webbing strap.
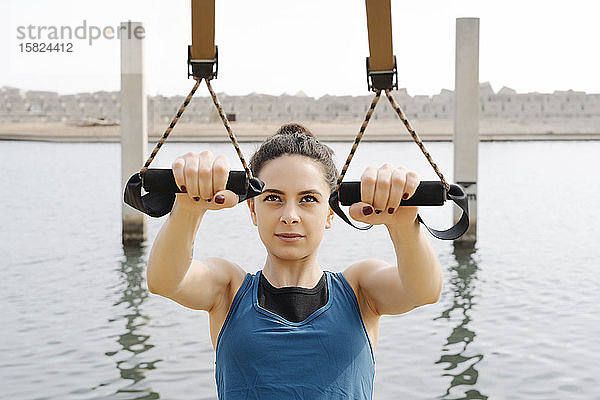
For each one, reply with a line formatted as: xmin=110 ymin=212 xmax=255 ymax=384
xmin=365 ymin=0 xmax=394 ymax=72
xmin=190 ymin=0 xmax=216 ymax=61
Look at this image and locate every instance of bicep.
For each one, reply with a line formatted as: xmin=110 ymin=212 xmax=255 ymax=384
xmin=161 ymin=257 xmax=239 ymax=312
xmin=353 ymin=259 xmax=418 ymax=316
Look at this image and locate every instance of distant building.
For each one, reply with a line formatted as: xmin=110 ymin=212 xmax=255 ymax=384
xmin=0 ymin=83 xmax=598 ymax=124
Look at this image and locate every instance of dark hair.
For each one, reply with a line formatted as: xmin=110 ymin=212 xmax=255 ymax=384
xmin=249 ymin=123 xmax=339 ymax=194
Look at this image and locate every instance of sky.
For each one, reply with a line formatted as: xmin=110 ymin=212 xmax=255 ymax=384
xmin=2 ymin=0 xmax=599 ymax=98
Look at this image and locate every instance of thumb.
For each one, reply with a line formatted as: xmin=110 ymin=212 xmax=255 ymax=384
xmin=348 ymin=202 xmax=374 ymax=223
xmin=211 ymin=189 xmax=239 ymax=210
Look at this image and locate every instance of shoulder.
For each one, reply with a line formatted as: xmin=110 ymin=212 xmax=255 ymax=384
xmin=341 ymin=259 xmax=390 ymax=315
xmin=343 ymin=258 xmax=423 ymax=316
xmin=156 ymin=256 xmax=248 ymax=313
xmin=341 ymin=258 xmax=390 ymax=289
xmin=201 ymin=257 xmax=250 ymax=318
xmin=204 ymin=256 xmax=248 ymax=291
xmin=340 ymin=260 xmax=386 ymax=347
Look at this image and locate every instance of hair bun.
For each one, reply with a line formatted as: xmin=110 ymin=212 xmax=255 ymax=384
xmin=275 ymin=123 xmax=317 ymax=139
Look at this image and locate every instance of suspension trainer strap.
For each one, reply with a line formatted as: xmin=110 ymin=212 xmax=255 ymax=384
xmin=384 ymin=90 xmax=469 ymax=239
xmin=326 ymin=0 xmax=469 ymax=239
xmin=125 ymin=78 xmax=203 ymax=217
xmin=124 ymin=0 xmax=261 ymax=218
xmin=365 ymin=0 xmax=398 ymax=91
xmin=329 ymin=92 xmax=469 ymax=239
xmin=189 ymin=0 xmax=251 ymax=180
xmin=189 ymin=0 xmax=218 ymax=79
xmin=365 ymin=0 xmax=394 ymax=72
xmin=418 ymin=184 xmax=469 ymax=240
xmin=124 ymin=76 xmax=259 ymax=217
xmin=329 ymin=91 xmax=382 ymax=230
xmin=140 ymin=77 xmax=202 ymax=178
xmin=205 ymin=79 xmax=253 ymax=182
xmin=191 ymin=0 xmax=215 ymax=61
xmin=335 ymin=91 xmax=381 ymax=191
xmin=384 ymin=90 xmax=449 ymax=192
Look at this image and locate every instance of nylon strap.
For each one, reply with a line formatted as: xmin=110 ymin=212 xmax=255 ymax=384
xmin=365 ymin=0 xmax=395 ymax=72
xmin=417 ymin=184 xmax=469 ymax=240
xmin=190 ymin=0 xmax=216 ymax=62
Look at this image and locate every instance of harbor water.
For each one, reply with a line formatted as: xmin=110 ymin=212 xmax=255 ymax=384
xmin=1 ymin=139 xmax=599 ymax=399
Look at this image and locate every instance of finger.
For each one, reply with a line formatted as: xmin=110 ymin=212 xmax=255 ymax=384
xmin=183 ymin=153 xmax=200 ymax=201
xmin=212 ymin=155 xmax=230 ymax=194
xmin=211 ymin=155 xmax=237 ymax=208
xmin=401 ymin=170 xmax=421 ymax=202
xmin=372 ymin=163 xmax=394 ymax=213
xmin=386 ymin=167 xmax=406 ymax=213
xmin=360 ymin=166 xmax=377 ymax=205
xmin=197 ymin=150 xmax=215 ymax=201
xmin=349 ymin=201 xmax=376 ymax=222
xmin=171 ymin=156 xmax=187 ymax=193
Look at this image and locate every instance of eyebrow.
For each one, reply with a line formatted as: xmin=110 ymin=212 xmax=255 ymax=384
xmin=262 ymin=188 xmax=322 ymax=196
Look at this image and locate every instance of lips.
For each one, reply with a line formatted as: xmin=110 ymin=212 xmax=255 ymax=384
xmin=275 ymin=233 xmax=304 ymax=238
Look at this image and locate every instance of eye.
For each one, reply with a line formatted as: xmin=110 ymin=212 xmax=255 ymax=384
xmin=301 ymin=195 xmax=318 ymax=203
xmin=263 ymin=194 xmax=318 ymax=203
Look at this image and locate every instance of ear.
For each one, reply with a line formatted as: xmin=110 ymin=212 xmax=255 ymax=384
xmin=325 ymin=206 xmax=335 ymax=229
xmin=246 ymin=198 xmax=257 ymax=226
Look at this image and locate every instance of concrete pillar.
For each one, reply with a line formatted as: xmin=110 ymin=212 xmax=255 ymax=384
xmin=453 ymin=18 xmax=479 ymax=243
xmin=121 ymin=21 xmax=147 ymax=244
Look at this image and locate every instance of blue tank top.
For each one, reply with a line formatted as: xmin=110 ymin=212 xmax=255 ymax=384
xmin=215 ymin=270 xmax=375 ymax=399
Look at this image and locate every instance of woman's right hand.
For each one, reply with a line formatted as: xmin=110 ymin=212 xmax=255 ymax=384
xmin=171 ymin=151 xmax=239 ymax=212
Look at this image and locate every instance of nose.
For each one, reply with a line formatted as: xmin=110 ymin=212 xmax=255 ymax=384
xmin=280 ymin=215 xmax=300 ymax=224
xmin=280 ymin=203 xmax=300 ymax=224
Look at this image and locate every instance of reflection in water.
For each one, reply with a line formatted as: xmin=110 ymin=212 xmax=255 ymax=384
xmin=434 ymin=241 xmax=487 ymax=400
xmin=95 ymin=244 xmax=161 ymax=399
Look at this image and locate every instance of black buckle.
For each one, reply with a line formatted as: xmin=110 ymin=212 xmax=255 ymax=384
xmin=188 ymin=45 xmax=218 ymax=80
xmin=366 ymin=55 xmax=398 ymax=92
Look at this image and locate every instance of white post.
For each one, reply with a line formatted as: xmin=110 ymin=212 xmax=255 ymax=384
xmin=454 ymin=18 xmax=479 ymax=243
xmin=121 ymin=21 xmax=147 ymax=243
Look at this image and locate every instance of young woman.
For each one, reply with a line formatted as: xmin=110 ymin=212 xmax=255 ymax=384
xmin=146 ymin=123 xmax=442 ymax=399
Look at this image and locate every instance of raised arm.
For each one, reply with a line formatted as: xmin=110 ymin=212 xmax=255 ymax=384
xmin=346 ymin=163 xmax=443 ymax=316
xmin=146 ymin=151 xmax=244 ymax=312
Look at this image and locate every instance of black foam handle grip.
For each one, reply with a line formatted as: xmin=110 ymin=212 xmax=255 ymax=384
xmin=142 ymin=168 xmax=249 ymax=196
xmin=142 ymin=170 xmax=446 ymax=206
xmin=338 ymin=181 xmax=446 ymax=206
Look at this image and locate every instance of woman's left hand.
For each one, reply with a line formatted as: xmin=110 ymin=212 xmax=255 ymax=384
xmin=348 ymin=163 xmax=420 ymax=228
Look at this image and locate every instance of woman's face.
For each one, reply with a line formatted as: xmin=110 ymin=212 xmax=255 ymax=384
xmin=247 ymin=154 xmax=334 ymax=261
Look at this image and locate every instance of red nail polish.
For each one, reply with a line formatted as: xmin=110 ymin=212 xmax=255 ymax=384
xmin=388 ymin=208 xmax=394 ymax=214
xmin=403 ymin=193 xmax=409 ymax=200
xmin=215 ymin=195 xmax=225 ymax=204
xmin=362 ymin=206 xmax=373 ymax=215
xmin=181 ymin=186 xmax=187 ymax=193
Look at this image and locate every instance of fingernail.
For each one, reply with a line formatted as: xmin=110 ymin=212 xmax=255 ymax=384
xmin=193 ymin=197 xmax=200 ymax=202
xmin=362 ymin=206 xmax=373 ymax=215
xmin=180 ymin=186 xmax=187 ymax=193
xmin=215 ymin=195 xmax=225 ymax=204
xmin=403 ymin=193 xmax=409 ymax=200
xmin=375 ymin=209 xmax=382 ymax=214
xmin=388 ymin=207 xmax=394 ymax=214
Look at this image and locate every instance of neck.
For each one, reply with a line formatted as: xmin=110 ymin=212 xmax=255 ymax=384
xmin=262 ymin=256 xmax=323 ymax=288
